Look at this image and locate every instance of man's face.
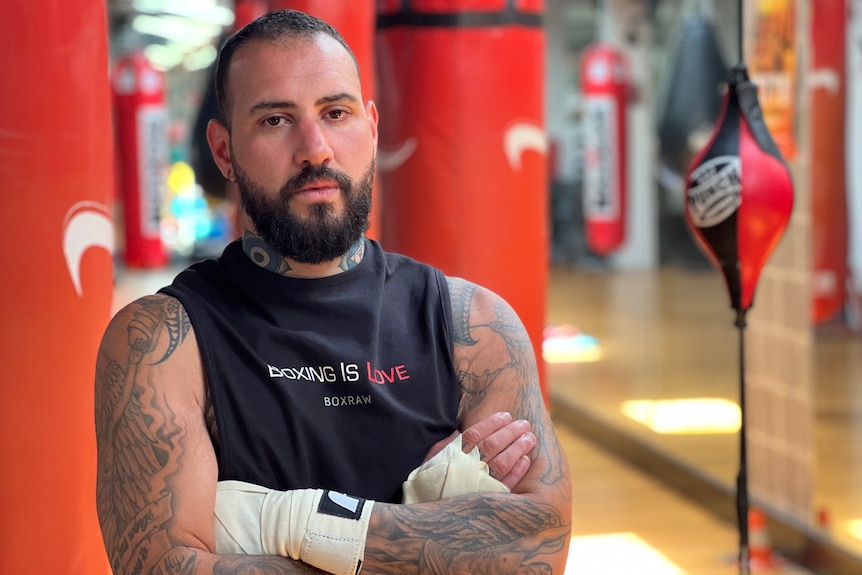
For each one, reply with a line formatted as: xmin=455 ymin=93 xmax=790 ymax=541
xmin=233 ymin=158 xmax=374 ymax=264
xmin=217 ymin=34 xmax=378 ymax=263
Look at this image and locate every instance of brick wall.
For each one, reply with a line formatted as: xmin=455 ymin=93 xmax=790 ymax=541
xmin=744 ymin=0 xmax=814 ymax=525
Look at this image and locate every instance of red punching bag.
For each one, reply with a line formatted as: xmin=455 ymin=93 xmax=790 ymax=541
xmin=269 ymin=1 xmax=375 ymax=99
xmin=112 ymin=52 xmax=170 ymax=268
xmin=270 ymin=0 xmax=381 ymax=239
xmin=0 ymin=0 xmax=114 ymax=573
xmin=685 ymin=64 xmax=794 ymax=313
xmin=235 ymin=0 xmax=268 ymax=28
xmin=376 ymin=0 xmax=549 ymax=394
xmin=580 ymin=43 xmax=630 ymax=256
xmin=810 ymin=0 xmax=849 ymax=324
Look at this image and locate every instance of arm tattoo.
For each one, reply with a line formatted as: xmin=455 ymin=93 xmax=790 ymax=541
xmin=449 ymin=280 xmax=565 ymax=486
xmin=98 ymin=296 xmax=319 ymax=574
xmin=153 ymin=297 xmax=191 ymax=365
xmin=457 ymin=299 xmax=536 ymax=413
xmin=364 ymin=495 xmax=569 ymax=575
xmin=435 ymin=280 xmax=573 ymax=574
xmin=213 ymin=556 xmax=326 ymax=574
xmin=150 ymin=549 xmax=321 ymax=575
xmin=447 ymin=278 xmax=479 ymax=346
xmin=97 ymin=296 xmax=187 ymax=574
xmin=150 ymin=548 xmax=198 ymax=575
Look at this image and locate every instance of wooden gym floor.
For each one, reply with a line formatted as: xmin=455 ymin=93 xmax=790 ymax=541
xmin=560 ymin=424 xmax=812 ymax=574
xmin=547 ymin=264 xmax=862 ymax=574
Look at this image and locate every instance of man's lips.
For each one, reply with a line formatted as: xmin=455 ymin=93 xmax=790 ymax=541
xmin=293 ymin=181 xmax=340 ymax=200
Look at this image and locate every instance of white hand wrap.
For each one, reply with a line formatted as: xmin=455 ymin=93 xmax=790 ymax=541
xmin=401 ymin=434 xmax=510 ymax=503
xmin=214 ymin=480 xmax=373 ymax=575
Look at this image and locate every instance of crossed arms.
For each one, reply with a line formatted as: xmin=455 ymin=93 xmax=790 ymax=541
xmin=94 ymin=277 xmax=572 ymax=574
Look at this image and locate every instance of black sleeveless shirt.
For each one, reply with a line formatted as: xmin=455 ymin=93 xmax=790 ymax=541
xmin=160 ymin=239 xmax=459 ymax=503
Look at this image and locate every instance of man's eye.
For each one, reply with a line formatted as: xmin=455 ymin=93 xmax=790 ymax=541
xmin=264 ymin=116 xmax=284 ymax=126
xmin=328 ymin=109 xmax=345 ymax=120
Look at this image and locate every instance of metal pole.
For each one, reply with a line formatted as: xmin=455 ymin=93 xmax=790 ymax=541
xmin=735 ymin=307 xmax=750 ymax=575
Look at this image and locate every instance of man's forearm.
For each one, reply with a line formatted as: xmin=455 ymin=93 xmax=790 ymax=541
xmin=362 ymin=492 xmax=571 ymax=575
xmin=211 ymin=429 xmax=519 ymax=571
xmin=132 ymin=545 xmax=327 ymax=575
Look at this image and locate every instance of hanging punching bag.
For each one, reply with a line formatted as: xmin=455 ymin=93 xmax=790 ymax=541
xmin=0 ymin=1 xmax=114 ymax=573
xmin=684 ymin=64 xmax=794 ymax=312
xmin=659 ymin=6 xmax=729 ymax=186
xmin=376 ymin=0 xmax=548 ymax=394
xmin=270 ymin=0 xmax=380 ymax=238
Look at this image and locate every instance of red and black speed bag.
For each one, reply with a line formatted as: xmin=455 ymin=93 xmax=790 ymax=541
xmin=684 ymin=64 xmax=794 ymax=312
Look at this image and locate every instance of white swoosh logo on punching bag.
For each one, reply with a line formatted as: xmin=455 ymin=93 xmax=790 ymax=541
xmin=377 ymin=137 xmax=418 ymax=173
xmin=376 ymin=124 xmax=545 ymax=173
xmin=808 ymin=68 xmax=841 ymax=94
xmin=63 ymin=201 xmax=114 ymax=297
xmin=505 ymin=123 xmax=547 ymax=171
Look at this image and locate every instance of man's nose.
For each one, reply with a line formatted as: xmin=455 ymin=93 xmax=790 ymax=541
xmin=293 ymin=119 xmax=334 ymax=166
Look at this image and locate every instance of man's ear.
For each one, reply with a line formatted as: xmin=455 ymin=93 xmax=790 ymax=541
xmin=206 ymin=119 xmax=233 ymax=179
xmin=365 ymin=100 xmax=378 ymax=148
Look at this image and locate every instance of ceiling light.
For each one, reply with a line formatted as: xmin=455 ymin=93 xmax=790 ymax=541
xmin=144 ymin=44 xmax=186 ymax=71
xmin=184 ymin=45 xmax=218 ymax=71
xmin=132 ymin=14 xmax=223 ymax=46
xmin=133 ymin=0 xmax=235 ymax=27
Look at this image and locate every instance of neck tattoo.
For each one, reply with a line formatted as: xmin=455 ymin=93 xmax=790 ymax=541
xmin=241 ymin=232 xmax=366 ymax=276
xmin=337 ymin=239 xmax=366 ymax=272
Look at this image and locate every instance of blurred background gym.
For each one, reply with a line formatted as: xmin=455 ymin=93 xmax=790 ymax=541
xmin=2 ymin=0 xmax=861 ymax=573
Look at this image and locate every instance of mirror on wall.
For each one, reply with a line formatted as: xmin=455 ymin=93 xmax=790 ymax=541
xmin=544 ymin=0 xmax=862 ymax=562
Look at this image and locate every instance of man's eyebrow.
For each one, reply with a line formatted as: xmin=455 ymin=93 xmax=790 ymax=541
xmin=247 ymin=93 xmax=359 ymax=116
xmin=248 ymin=100 xmax=297 ymax=115
xmin=317 ymin=92 xmax=359 ymax=106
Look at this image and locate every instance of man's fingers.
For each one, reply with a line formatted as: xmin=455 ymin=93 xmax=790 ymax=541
xmin=485 ymin=431 xmax=536 ymax=481
xmin=459 ymin=413 xmax=538 ymax=490
xmin=468 ymin=418 xmax=531 ymax=461
xmin=497 ymin=455 xmax=532 ymax=491
xmin=460 ymin=411 xmax=513 ymax=453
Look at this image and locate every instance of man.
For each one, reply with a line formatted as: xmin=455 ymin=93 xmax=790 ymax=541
xmin=95 ymin=9 xmax=571 ymax=575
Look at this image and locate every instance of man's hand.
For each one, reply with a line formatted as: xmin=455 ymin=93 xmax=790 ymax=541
xmin=424 ymin=412 xmax=536 ymax=490
xmin=215 ymin=481 xmax=372 ymax=575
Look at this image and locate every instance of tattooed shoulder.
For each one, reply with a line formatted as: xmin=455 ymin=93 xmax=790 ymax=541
xmin=101 ymin=294 xmax=193 ymax=367
xmin=446 ymin=276 xmax=479 ymax=347
xmin=446 ymin=276 xmax=544 ymax=423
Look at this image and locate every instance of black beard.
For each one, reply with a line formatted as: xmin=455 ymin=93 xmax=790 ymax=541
xmin=235 ymin=161 xmax=373 ymax=264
